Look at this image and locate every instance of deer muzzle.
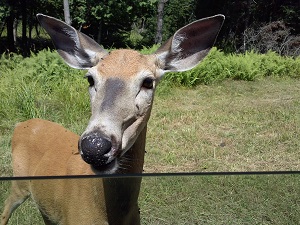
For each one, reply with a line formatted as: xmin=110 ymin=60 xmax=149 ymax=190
xmin=79 ymin=133 xmax=118 ymax=170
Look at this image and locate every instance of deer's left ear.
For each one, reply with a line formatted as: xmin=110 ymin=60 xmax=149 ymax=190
xmin=37 ymin=14 xmax=108 ymax=69
xmin=155 ymin=14 xmax=225 ymax=75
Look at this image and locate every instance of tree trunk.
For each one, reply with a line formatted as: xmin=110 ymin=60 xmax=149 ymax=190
xmin=97 ymin=21 xmax=102 ymax=44
xmin=22 ymin=0 xmax=29 ymax=56
xmin=28 ymin=16 xmax=32 ymax=44
xmin=155 ymin=0 xmax=168 ymax=45
xmin=35 ymin=22 xmax=40 ymax=37
xmin=13 ymin=18 xmax=17 ymax=44
xmin=243 ymin=0 xmax=251 ymax=52
xmin=0 ymin=21 xmax=5 ymax=37
xmin=6 ymin=10 xmax=15 ymax=52
xmin=63 ymin=0 xmax=71 ymax=25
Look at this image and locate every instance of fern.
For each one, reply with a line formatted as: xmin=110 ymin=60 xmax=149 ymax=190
xmin=164 ymin=47 xmax=300 ymax=86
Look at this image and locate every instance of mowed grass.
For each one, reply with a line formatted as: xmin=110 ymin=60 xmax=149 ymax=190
xmin=140 ymin=174 xmax=300 ymax=224
xmin=1 ymin=78 xmax=300 ymax=224
xmin=1 ymin=77 xmax=300 ymax=175
xmin=1 ymin=175 xmax=299 ymax=224
xmin=145 ymin=77 xmax=300 ymax=173
xmin=0 ymin=50 xmax=300 ymax=223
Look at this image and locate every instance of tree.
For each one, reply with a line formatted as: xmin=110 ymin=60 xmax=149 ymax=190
xmin=63 ymin=0 xmax=71 ymax=25
xmin=21 ymin=0 xmax=29 ymax=56
xmin=155 ymin=0 xmax=167 ymax=45
xmin=162 ymin=0 xmax=196 ymax=41
xmin=0 ymin=0 xmax=299 ymax=55
xmin=70 ymin=0 xmax=157 ymax=48
xmin=3 ymin=1 xmax=16 ymax=53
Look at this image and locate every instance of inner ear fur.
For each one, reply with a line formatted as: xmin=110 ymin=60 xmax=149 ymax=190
xmin=155 ymin=14 xmax=225 ymax=72
xmin=37 ymin=14 xmax=108 ymax=69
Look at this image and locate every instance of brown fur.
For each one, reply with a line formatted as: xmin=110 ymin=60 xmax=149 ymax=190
xmin=97 ymin=50 xmax=157 ymax=79
xmin=1 ymin=119 xmax=145 ymax=224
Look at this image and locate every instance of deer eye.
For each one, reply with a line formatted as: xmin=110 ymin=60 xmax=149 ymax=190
xmin=142 ymin=77 xmax=154 ymax=89
xmin=85 ymin=75 xmax=95 ymax=87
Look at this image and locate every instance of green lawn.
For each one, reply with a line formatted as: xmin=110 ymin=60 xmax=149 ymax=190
xmin=1 ymin=77 xmax=300 ymax=224
xmin=1 ymin=174 xmax=299 ymax=224
xmin=2 ymin=77 xmax=300 ymax=175
xmin=140 ymin=174 xmax=300 ymax=225
xmin=145 ymin=77 xmax=300 ymax=173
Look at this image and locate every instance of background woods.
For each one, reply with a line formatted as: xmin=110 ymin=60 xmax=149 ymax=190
xmin=0 ymin=0 xmax=299 ymax=56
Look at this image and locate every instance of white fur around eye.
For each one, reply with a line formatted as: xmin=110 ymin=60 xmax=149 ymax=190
xmin=135 ymin=88 xmax=153 ymax=116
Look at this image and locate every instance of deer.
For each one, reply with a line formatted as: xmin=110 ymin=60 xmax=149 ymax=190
xmin=1 ymin=14 xmax=224 ymax=225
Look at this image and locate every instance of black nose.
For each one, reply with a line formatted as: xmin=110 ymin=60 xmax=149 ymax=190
xmin=79 ymin=133 xmax=112 ymax=167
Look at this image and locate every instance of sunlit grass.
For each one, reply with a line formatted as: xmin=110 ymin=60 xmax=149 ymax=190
xmin=140 ymin=174 xmax=300 ymax=224
xmin=145 ymin=78 xmax=300 ymax=173
xmin=1 ymin=49 xmax=300 ymax=224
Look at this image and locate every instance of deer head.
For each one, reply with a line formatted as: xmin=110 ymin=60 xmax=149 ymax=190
xmin=37 ymin=14 xmax=224 ymax=174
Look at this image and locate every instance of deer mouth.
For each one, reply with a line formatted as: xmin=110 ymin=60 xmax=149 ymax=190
xmin=90 ymin=158 xmax=118 ymax=174
xmin=81 ymin=152 xmax=120 ymax=174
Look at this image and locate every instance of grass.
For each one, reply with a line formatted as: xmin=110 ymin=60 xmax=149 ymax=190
xmin=0 ymin=180 xmax=42 ymax=224
xmin=145 ymin=77 xmax=300 ymax=173
xmin=1 ymin=175 xmax=299 ymax=224
xmin=1 ymin=78 xmax=300 ymax=224
xmin=140 ymin=174 xmax=300 ymax=224
xmin=1 ymin=77 xmax=300 ymax=175
xmin=0 ymin=49 xmax=300 ymax=223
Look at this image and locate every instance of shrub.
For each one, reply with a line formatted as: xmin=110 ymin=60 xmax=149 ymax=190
xmin=164 ymin=47 xmax=300 ymax=86
xmin=0 ymin=50 xmax=89 ymax=133
xmin=242 ymin=21 xmax=300 ymax=57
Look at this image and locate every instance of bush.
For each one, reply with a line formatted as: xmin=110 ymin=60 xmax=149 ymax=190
xmin=164 ymin=47 xmax=300 ymax=86
xmin=0 ymin=50 xmax=90 ymax=133
xmin=241 ymin=21 xmax=300 ymax=57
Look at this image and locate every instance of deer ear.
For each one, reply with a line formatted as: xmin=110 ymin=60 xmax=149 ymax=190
xmin=37 ymin=14 xmax=108 ymax=69
xmin=155 ymin=14 xmax=225 ymax=74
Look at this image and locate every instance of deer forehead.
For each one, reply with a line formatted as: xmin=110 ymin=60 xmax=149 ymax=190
xmin=96 ymin=49 xmax=157 ymax=79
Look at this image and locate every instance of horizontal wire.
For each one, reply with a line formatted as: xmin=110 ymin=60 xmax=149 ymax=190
xmin=0 ymin=170 xmax=299 ymax=181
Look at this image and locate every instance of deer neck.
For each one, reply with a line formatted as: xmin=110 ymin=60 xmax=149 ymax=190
xmin=119 ymin=125 xmax=147 ymax=174
xmin=103 ymin=126 xmax=146 ymax=225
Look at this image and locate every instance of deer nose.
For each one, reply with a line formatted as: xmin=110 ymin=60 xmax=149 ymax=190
xmin=79 ymin=133 xmax=112 ymax=166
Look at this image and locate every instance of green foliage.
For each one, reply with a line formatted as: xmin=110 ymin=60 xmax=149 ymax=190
xmin=1 ymin=0 xmax=300 ymax=55
xmin=139 ymin=44 xmax=159 ymax=54
xmin=120 ymin=21 xmax=145 ymax=48
xmin=0 ymin=50 xmax=89 ymax=133
xmin=162 ymin=0 xmax=197 ymax=41
xmin=70 ymin=0 xmax=157 ymax=48
xmin=165 ymin=47 xmax=300 ymax=86
xmin=0 ymin=2 xmax=9 ymax=20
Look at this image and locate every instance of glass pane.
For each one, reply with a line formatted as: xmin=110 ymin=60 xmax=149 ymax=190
xmin=1 ymin=174 xmax=299 ymax=224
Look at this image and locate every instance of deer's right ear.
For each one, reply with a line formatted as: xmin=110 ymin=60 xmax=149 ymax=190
xmin=155 ymin=14 xmax=225 ymax=75
xmin=37 ymin=14 xmax=108 ymax=69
